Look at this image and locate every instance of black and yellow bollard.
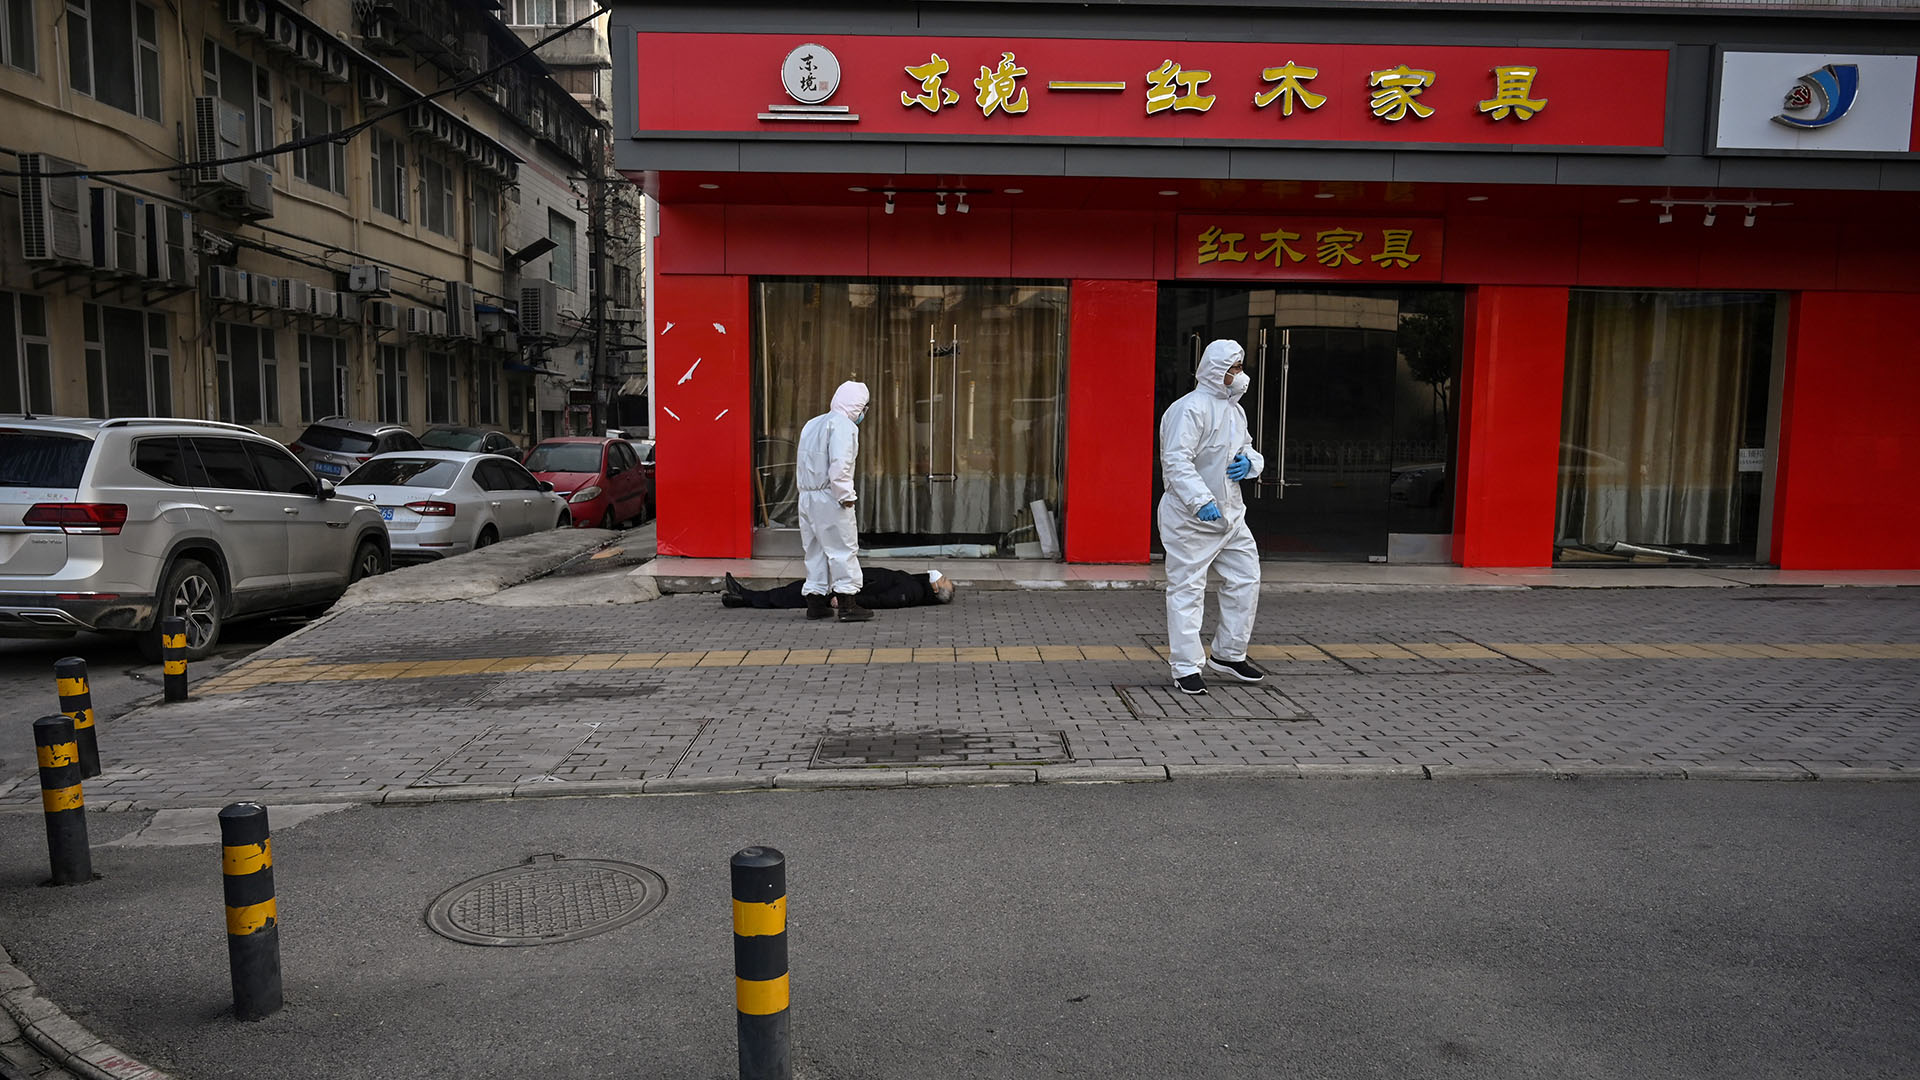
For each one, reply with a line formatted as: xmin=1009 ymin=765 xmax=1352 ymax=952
xmin=34 ymin=715 xmax=92 ymax=886
xmin=55 ymin=656 xmax=101 ymax=778
xmin=161 ymin=616 xmax=189 ymax=702
xmin=732 ymin=846 xmax=790 ymax=1080
xmin=219 ymin=802 xmax=283 ymax=1020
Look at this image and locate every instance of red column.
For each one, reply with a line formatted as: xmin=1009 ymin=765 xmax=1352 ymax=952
xmin=1064 ymin=280 xmax=1158 ymax=563
xmin=653 ymin=274 xmax=753 ymax=558
xmin=1772 ymin=292 xmax=1920 ymax=569
xmin=1452 ymin=286 xmax=1569 ymax=568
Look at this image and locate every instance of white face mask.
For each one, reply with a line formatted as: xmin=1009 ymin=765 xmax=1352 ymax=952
xmin=1226 ymin=371 xmax=1251 ymax=399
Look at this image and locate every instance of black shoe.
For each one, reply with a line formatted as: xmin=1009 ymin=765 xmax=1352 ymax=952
xmin=1174 ymin=672 xmax=1208 ymax=696
xmin=721 ymin=593 xmax=748 ymax=608
xmin=837 ymin=595 xmax=874 ymax=622
xmin=805 ymin=595 xmax=833 ymax=620
xmin=724 ymin=572 xmax=748 ymax=600
xmin=1206 ymin=657 xmax=1266 ymax=683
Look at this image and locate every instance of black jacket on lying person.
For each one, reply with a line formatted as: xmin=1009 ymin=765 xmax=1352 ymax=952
xmin=727 ymin=567 xmax=942 ymax=610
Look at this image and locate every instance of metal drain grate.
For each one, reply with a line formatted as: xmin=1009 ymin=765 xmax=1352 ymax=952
xmin=813 ymin=729 xmax=1070 ymax=767
xmin=424 ymin=854 xmax=667 ymax=946
xmin=1118 ymin=684 xmax=1314 ymax=721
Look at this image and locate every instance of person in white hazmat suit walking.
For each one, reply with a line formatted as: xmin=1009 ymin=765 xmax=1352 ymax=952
xmin=1157 ymin=339 xmax=1266 ymax=694
xmin=797 ymin=380 xmax=874 ymax=622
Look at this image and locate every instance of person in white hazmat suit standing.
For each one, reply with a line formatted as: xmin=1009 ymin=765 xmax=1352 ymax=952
xmin=1157 ymin=339 xmax=1266 ymax=695
xmin=796 ymin=380 xmax=875 ymax=622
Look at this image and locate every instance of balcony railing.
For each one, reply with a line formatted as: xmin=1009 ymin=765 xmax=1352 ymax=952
xmin=509 ymin=24 xmax=610 ymax=68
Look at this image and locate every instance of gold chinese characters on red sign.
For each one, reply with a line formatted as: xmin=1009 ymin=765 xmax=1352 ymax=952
xmin=1176 ymin=216 xmax=1445 ymax=282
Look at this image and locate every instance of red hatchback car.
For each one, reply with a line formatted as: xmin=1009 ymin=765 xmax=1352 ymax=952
xmin=523 ymin=437 xmax=652 ymax=529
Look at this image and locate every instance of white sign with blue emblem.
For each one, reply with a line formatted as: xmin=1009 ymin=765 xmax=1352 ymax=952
xmin=1715 ymin=51 xmax=1917 ymax=153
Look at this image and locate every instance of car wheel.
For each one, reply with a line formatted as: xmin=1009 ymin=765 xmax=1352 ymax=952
xmin=559 ymin=511 xmax=572 ymax=529
xmin=475 ymin=526 xmax=499 ymax=549
xmin=349 ymin=539 xmax=388 ymax=583
xmin=600 ymin=508 xmax=617 ymax=530
xmin=137 ymin=558 xmax=224 ymax=662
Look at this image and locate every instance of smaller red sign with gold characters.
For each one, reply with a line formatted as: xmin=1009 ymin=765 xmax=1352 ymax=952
xmin=1177 ymin=216 xmax=1445 ymax=282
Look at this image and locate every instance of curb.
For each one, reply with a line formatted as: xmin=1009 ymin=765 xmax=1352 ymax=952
xmin=1 ymin=945 xmax=173 ymax=1080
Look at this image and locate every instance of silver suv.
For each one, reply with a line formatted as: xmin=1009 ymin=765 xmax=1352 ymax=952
xmin=289 ymin=417 xmax=423 ymax=481
xmin=0 ymin=417 xmax=390 ymax=659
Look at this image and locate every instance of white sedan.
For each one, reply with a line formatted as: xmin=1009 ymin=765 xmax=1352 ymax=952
xmin=336 ymin=451 xmax=571 ymax=561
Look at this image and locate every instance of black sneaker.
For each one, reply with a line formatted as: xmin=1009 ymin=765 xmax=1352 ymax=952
xmin=805 ymin=595 xmax=833 ymax=620
xmin=1174 ymin=672 xmax=1208 ymax=695
xmin=1206 ymin=657 xmax=1266 ymax=683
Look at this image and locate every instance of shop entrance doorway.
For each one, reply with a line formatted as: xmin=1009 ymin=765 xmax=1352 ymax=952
xmin=1155 ymin=286 xmax=1463 ymax=561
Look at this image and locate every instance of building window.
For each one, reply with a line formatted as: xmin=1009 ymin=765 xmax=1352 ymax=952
xmin=290 ymin=89 xmax=345 ymax=194
xmin=3 ymin=0 xmax=36 ymax=73
xmin=420 ymin=156 xmax=455 ymax=238
xmin=66 ymin=0 xmax=161 ymax=122
xmin=1 ymin=292 xmax=53 ymax=415
xmin=475 ymin=359 xmax=498 ymax=425
xmin=548 ymin=210 xmax=576 ymax=291
xmin=472 ymin=182 xmax=499 ymax=255
xmin=426 ymin=351 xmax=457 ymax=424
xmin=511 ymin=0 xmax=576 ymax=26
xmin=298 ymin=334 xmax=348 ymax=421
xmin=203 ymin=43 xmax=273 ymax=169
xmin=370 ymin=130 xmax=408 ymax=221
xmin=214 ymin=323 xmax=279 ymax=426
xmin=83 ymin=303 xmax=170 ymax=417
xmin=507 ymin=377 xmax=526 ymax=434
xmin=376 ymin=344 xmax=409 ymax=423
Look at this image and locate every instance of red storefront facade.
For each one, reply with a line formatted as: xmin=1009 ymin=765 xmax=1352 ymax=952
xmin=614 ymin=3 xmax=1920 ymax=570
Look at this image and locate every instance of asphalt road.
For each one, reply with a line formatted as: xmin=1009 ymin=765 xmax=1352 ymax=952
xmin=1 ymin=779 xmax=1915 ymax=1079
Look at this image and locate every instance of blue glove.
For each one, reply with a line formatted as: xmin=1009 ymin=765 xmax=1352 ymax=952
xmin=1196 ymin=501 xmax=1223 ymax=522
xmin=1227 ymin=452 xmax=1252 ymax=481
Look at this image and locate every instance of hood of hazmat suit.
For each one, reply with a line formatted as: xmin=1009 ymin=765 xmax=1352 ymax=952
xmin=1158 ymin=339 xmax=1262 ymax=528
xmin=798 ymin=380 xmax=869 ymax=504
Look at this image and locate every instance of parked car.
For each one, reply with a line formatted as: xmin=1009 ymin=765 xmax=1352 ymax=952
xmin=288 ymin=417 xmax=423 ymax=481
xmin=335 ymin=451 xmax=569 ymax=561
xmin=523 ymin=437 xmax=651 ymax=529
xmin=419 ymin=425 xmax=524 ymax=463
xmin=0 ymin=417 xmax=389 ymax=659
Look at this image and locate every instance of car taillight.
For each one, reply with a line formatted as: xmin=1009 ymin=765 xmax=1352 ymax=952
xmin=23 ymin=503 xmax=128 ymax=535
xmin=288 ymin=443 xmax=305 ymax=455
xmin=404 ymin=500 xmax=457 ymax=516
xmin=355 ymin=455 xmax=371 ymax=463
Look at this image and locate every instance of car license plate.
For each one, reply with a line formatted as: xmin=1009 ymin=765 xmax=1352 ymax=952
xmin=379 ymin=506 xmax=395 ymax=521
xmin=314 ymin=462 xmax=343 ymax=476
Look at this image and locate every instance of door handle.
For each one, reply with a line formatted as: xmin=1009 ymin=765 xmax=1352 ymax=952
xmin=490 ymin=501 xmax=503 ymax=508
xmin=213 ymin=505 xmax=235 ymax=514
xmin=282 ymin=507 xmax=300 ymax=515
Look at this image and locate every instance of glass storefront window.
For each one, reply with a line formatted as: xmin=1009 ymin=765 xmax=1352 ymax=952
xmin=1557 ymin=290 xmax=1779 ymax=565
xmin=752 ymin=280 xmax=1068 ymax=552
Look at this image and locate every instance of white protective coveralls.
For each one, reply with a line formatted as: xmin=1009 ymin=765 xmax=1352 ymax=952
xmin=1156 ymin=339 xmax=1265 ymax=677
xmin=796 ymin=381 xmax=869 ymax=597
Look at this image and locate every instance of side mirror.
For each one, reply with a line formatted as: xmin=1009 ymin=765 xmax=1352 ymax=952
xmin=538 ymin=480 xmax=555 ymax=492
xmin=316 ymin=479 xmax=336 ymax=500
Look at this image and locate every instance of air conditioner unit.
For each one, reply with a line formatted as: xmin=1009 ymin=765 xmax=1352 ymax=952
xmin=518 ymin=281 xmax=558 ymax=337
xmin=360 ymin=73 xmax=390 ymax=109
xmin=193 ymin=97 xmax=249 ymax=190
xmin=369 ymin=300 xmax=400 ymax=330
xmin=429 ymin=310 xmax=449 ymax=337
xmin=211 ymin=266 xmax=248 ymax=301
xmin=408 ymin=103 xmax=436 ymax=136
xmin=338 ymin=295 xmax=361 ymax=322
xmin=483 ymin=329 xmax=518 ymax=351
xmin=432 ymin=114 xmax=453 ymax=144
xmin=89 ymin=186 xmax=147 ymax=276
xmin=18 ymin=154 xmax=92 ymax=266
xmin=296 ymin=30 xmax=326 ymax=70
xmin=610 ymin=307 xmax=644 ymax=324
xmin=450 ymin=128 xmax=468 ymax=156
xmin=404 ymin=306 xmax=432 ymax=335
xmin=226 ymin=0 xmax=269 ymax=36
xmin=348 ymin=264 xmax=392 ymax=293
xmin=268 ymin=12 xmax=299 ymax=52
xmin=497 ymin=159 xmax=518 ymax=184
xmin=323 ymin=48 xmax=350 ymax=85
xmin=444 ymin=280 xmax=478 ymax=339
xmin=146 ymin=202 xmax=197 ymax=287
xmin=283 ymin=279 xmax=313 ymax=312
xmin=363 ymin=14 xmax=401 ymax=52
xmin=312 ymin=288 xmax=340 ymax=319
xmin=250 ymin=274 xmax=282 ymax=308
xmin=242 ymin=165 xmax=274 ymax=217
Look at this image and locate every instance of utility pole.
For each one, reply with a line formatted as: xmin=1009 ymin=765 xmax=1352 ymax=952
xmin=587 ymin=127 xmax=611 ymax=435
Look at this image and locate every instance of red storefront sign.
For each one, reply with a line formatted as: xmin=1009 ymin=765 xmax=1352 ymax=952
xmin=1176 ymin=216 xmax=1444 ymax=281
xmin=633 ymin=33 xmax=1670 ymax=149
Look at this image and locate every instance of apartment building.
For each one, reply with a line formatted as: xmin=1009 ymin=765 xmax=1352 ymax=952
xmin=0 ymin=0 xmax=603 ymax=446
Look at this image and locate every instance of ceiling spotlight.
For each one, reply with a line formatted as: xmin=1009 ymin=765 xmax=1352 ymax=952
xmin=698 ymin=183 xmax=719 ymax=190
xmin=1743 ymin=205 xmax=1757 ymax=228
xmin=956 ymin=193 xmax=970 ymax=214
xmin=1002 ymin=187 xmax=1023 ymax=194
xmin=1617 ymin=197 xmax=1640 ymax=204
xmin=1313 ymin=192 xmax=1335 ymax=199
xmin=1702 ymin=205 xmax=1717 ymax=227
xmin=1466 ymin=195 xmax=1489 ymax=203
xmin=848 ymin=186 xmax=868 ymax=193
xmin=884 ymin=191 xmax=895 ymax=215
xmin=936 ymin=191 xmax=948 ymax=216
xmin=1157 ymin=189 xmax=1179 ymax=196
xmin=1656 ymin=202 xmax=1673 ymax=224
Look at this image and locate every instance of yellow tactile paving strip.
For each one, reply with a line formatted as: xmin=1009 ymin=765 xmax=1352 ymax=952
xmin=193 ymin=642 xmax=1920 ymax=694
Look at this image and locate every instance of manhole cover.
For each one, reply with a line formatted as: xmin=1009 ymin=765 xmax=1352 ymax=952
xmin=425 ymin=854 xmax=667 ymax=946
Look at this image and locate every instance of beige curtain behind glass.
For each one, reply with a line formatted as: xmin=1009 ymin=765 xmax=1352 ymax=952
xmin=1557 ymin=291 xmax=1759 ymax=548
xmin=754 ymin=282 xmax=1066 ymax=539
